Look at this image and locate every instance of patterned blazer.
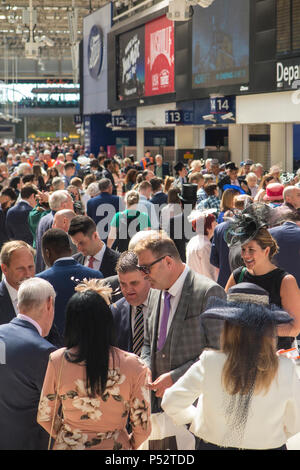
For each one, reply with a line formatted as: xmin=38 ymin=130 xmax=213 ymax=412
xmin=141 ymin=269 xmax=226 ymax=392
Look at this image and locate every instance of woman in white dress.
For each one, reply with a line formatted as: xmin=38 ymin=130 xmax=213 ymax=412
xmin=186 ymin=209 xmax=218 ymax=281
xmin=161 ymin=283 xmax=300 ymax=450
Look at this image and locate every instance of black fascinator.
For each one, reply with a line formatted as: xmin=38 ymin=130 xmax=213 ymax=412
xmin=224 ymin=202 xmax=274 ymax=247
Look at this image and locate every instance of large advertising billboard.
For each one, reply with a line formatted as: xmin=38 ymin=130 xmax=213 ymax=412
xmin=145 ymin=15 xmax=175 ymax=96
xmin=192 ymin=0 xmax=249 ymax=89
xmin=118 ymin=26 xmax=145 ymax=101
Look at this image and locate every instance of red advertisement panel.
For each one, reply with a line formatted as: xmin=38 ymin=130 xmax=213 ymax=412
xmin=145 ymin=15 xmax=175 ymax=96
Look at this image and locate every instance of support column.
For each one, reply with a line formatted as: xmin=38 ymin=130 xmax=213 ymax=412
xmin=24 ymin=116 xmax=27 ymax=142
xmin=59 ymin=116 xmax=63 ymax=145
xmin=270 ymin=123 xmax=293 ymax=172
xmin=228 ymin=124 xmax=249 ymax=165
xmin=136 ymin=127 xmax=144 ymax=161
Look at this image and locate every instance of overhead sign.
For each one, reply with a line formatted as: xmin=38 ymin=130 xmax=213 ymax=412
xmin=88 ymin=25 xmax=104 ymax=79
xmin=277 ymin=60 xmax=300 ymax=90
xmin=210 ymin=96 xmax=234 ymax=114
xmin=145 ymin=16 xmax=175 ymax=96
xmin=118 ymin=26 xmax=145 ymax=100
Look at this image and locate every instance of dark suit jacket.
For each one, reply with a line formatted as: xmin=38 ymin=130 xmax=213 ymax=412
xmin=35 ymin=211 xmax=55 ymax=273
xmin=36 ymin=258 xmax=103 ymax=336
xmin=168 ymin=211 xmax=195 ymax=263
xmin=270 ymin=222 xmax=300 ymax=288
xmin=6 ymin=201 xmax=33 ymax=245
xmin=104 ymin=275 xmax=123 ymax=302
xmin=150 ymin=192 xmax=168 ymax=206
xmin=210 ymin=220 xmax=231 ymax=288
xmin=73 ymin=246 xmax=120 ymax=278
xmin=0 ymin=318 xmax=56 ymax=449
xmin=110 ymin=297 xmax=133 ymax=352
xmin=0 ymin=280 xmax=15 ymax=325
xmin=155 ymin=163 xmax=170 ymax=179
xmin=86 ymin=192 xmax=124 ymax=241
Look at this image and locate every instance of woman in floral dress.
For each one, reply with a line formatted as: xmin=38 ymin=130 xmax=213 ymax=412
xmin=37 ymin=279 xmax=151 ymax=450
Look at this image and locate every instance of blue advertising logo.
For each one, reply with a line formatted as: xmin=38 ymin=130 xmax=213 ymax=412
xmin=88 ymin=25 xmax=104 ymax=79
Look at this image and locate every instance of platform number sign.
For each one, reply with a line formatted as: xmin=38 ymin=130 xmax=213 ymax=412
xmin=210 ymin=97 xmax=230 ymax=114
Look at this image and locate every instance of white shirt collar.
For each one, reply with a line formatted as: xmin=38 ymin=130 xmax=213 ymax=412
xmin=92 ymin=243 xmax=106 ymax=262
xmin=167 ymin=264 xmax=190 ymax=297
xmin=17 ymin=314 xmax=43 ymax=336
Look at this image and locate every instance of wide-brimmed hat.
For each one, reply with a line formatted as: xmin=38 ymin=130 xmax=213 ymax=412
xmin=202 ymin=283 xmax=292 ymax=332
xmin=263 ymin=183 xmax=284 ymax=201
xmin=178 ymin=183 xmax=198 ymax=203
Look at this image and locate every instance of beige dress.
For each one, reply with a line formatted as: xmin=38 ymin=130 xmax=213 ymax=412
xmin=37 ymin=347 xmax=151 ymax=450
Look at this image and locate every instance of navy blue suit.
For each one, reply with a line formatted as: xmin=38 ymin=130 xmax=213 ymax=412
xmin=6 ymin=200 xmax=33 ymax=245
xmin=0 ymin=318 xmax=56 ymax=449
xmin=270 ymin=222 xmax=300 ymax=288
xmin=35 ymin=211 xmax=55 ymax=273
xmin=36 ymin=258 xmax=103 ymax=336
xmin=150 ymin=191 xmax=168 ymax=206
xmin=210 ymin=220 xmax=231 ymax=288
xmin=110 ymin=297 xmax=133 ymax=352
xmin=86 ymin=193 xmax=124 ymax=242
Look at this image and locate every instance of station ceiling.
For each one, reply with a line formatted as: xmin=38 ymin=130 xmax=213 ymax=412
xmin=0 ymin=0 xmax=108 ymax=80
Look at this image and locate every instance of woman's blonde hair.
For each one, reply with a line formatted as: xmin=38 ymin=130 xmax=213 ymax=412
xmin=221 ymin=322 xmax=278 ymax=396
xmin=125 ymin=189 xmax=139 ymax=207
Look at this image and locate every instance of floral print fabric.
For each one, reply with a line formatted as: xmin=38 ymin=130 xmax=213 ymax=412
xmin=37 ymin=347 xmax=151 ymax=450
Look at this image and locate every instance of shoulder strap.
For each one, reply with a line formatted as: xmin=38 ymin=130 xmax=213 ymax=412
xmin=237 ymin=267 xmax=247 ymax=284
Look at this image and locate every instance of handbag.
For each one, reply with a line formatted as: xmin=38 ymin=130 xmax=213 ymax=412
xmin=237 ymin=266 xmax=247 ymax=284
xmin=48 ymin=352 xmax=65 ymax=450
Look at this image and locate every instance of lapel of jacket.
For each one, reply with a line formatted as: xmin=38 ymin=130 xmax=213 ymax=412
xmin=148 ymin=289 xmax=162 ymax=354
xmin=0 ymin=281 xmax=15 ymax=320
xmin=168 ymin=270 xmax=193 ymax=349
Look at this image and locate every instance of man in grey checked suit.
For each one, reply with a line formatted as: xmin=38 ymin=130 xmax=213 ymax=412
xmin=134 ymin=235 xmax=226 ymax=421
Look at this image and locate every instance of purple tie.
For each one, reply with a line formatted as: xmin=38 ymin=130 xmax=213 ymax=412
xmin=157 ymin=291 xmax=172 ymax=351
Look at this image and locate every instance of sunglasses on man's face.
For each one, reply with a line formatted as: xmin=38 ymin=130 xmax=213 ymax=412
xmin=137 ymin=255 xmax=170 ymax=275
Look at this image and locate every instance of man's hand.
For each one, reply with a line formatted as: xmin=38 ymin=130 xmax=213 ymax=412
xmin=148 ymin=372 xmax=173 ymax=398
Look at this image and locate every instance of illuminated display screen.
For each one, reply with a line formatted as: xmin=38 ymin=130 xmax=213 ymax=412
xmin=118 ymin=26 xmax=145 ymax=101
xmin=192 ymin=0 xmax=249 ymax=89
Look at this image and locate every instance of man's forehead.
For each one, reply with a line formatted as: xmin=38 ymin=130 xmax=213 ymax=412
xmin=119 ymin=270 xmax=144 ymax=282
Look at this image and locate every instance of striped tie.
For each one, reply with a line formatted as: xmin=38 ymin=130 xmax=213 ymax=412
xmin=132 ymin=305 xmax=144 ymax=356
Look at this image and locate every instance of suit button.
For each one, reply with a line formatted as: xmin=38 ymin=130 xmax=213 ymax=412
xmin=162 ymin=354 xmax=166 ymax=358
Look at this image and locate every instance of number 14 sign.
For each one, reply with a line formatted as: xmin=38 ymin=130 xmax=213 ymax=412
xmin=210 ymin=97 xmax=231 ymax=114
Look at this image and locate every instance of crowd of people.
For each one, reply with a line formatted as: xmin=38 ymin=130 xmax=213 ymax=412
xmin=0 ymin=140 xmax=300 ymax=451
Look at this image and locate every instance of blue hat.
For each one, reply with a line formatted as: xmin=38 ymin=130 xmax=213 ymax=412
xmin=202 ymin=283 xmax=292 ymax=332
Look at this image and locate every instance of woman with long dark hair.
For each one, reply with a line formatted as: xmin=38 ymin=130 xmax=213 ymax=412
xmin=37 ymin=279 xmax=151 ymax=450
xmin=162 ymin=283 xmax=300 ymax=450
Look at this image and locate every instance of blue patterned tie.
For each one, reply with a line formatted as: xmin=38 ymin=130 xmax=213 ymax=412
xmin=132 ymin=305 xmax=144 ymax=356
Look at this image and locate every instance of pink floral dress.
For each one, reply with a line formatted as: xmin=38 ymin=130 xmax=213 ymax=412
xmin=37 ymin=347 xmax=151 ymax=450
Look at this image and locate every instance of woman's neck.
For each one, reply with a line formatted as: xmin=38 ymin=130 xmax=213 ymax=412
xmin=249 ymin=261 xmax=277 ymax=276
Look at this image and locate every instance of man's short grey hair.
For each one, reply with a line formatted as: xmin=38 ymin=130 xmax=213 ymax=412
xmin=18 ymin=163 xmax=32 ymax=175
xmin=18 ymin=277 xmax=56 ymax=314
xmin=49 ymin=190 xmax=71 ymax=210
xmin=98 ymin=178 xmax=112 ymax=192
xmin=86 ymin=182 xmax=100 ymax=197
xmin=52 ymin=176 xmax=64 ymax=191
xmin=283 ymin=185 xmax=296 ymax=201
